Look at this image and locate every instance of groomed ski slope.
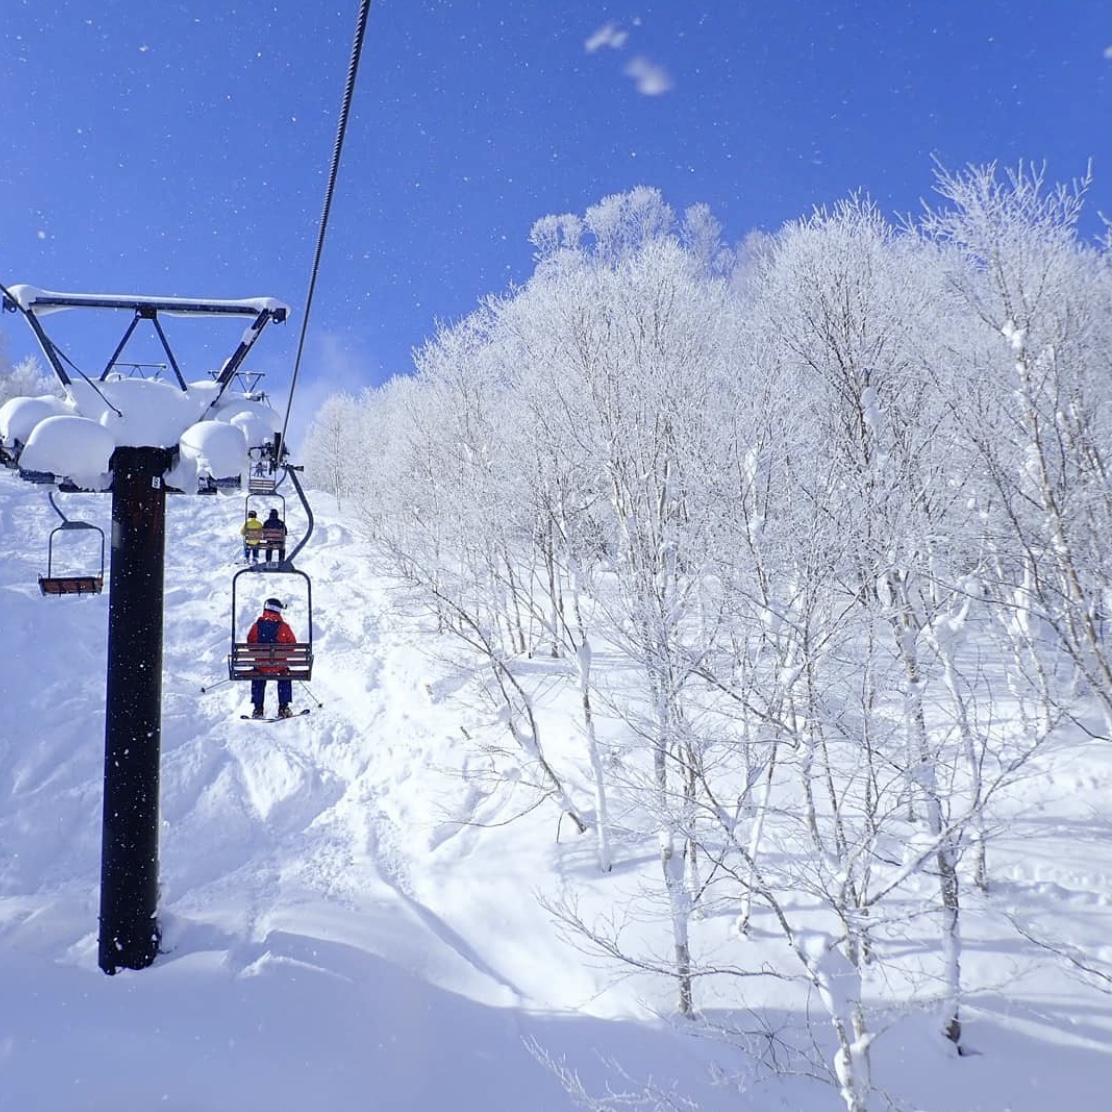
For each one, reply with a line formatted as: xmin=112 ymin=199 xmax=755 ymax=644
xmin=1 ymin=469 xmax=1109 ymax=1112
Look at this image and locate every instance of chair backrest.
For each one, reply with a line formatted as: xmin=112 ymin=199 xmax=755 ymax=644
xmin=228 ymin=641 xmax=313 ymax=681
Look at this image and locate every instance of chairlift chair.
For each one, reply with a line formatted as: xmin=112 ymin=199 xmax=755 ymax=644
xmin=247 ymin=434 xmax=284 ymax=493
xmin=227 ymin=565 xmax=314 ymax=682
xmin=247 ymin=468 xmax=279 ymax=495
xmin=243 ymin=486 xmax=289 ymax=566
xmin=38 ymin=492 xmax=106 ymax=596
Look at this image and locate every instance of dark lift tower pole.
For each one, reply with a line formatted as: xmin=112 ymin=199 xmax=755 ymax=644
xmin=99 ymin=446 xmax=174 ymax=974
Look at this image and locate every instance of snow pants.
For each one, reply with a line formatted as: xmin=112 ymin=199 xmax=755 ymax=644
xmin=251 ymin=677 xmax=292 ymax=708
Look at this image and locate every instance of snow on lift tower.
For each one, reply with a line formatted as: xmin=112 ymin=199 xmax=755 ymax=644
xmin=0 ymin=282 xmax=288 ymax=976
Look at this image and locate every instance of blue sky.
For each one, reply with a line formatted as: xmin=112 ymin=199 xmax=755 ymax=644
xmin=2 ymin=0 xmax=1108 ymax=437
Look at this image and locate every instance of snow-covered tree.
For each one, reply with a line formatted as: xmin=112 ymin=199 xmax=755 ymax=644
xmin=0 ymin=352 xmax=58 ymax=408
xmin=302 ymin=391 xmax=364 ymax=508
xmin=919 ymin=161 xmax=1112 ymax=730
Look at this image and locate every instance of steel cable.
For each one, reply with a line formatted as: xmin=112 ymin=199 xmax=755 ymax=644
xmin=279 ymin=0 xmax=372 ymax=455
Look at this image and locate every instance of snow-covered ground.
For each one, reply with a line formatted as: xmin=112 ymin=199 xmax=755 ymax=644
xmin=1 ymin=468 xmax=1109 ymax=1111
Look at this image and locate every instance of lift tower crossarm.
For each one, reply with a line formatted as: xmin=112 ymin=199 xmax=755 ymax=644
xmin=2 ymin=286 xmax=289 ymax=317
xmin=0 ymin=286 xmax=289 ymax=395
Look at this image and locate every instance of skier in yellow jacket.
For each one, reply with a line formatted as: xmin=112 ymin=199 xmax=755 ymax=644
xmin=240 ymin=510 xmax=264 ymax=563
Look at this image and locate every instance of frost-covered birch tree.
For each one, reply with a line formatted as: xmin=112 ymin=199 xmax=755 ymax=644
xmin=919 ymin=162 xmax=1112 ymax=731
xmin=522 ymin=189 xmax=740 ymax=1013
xmin=302 ymin=391 xmax=364 ymax=509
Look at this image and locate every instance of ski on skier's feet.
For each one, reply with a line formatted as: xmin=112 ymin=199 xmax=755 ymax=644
xmin=240 ymin=709 xmax=311 ymax=723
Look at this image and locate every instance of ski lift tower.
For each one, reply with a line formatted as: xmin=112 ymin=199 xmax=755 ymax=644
xmin=0 ymin=285 xmax=287 ymax=974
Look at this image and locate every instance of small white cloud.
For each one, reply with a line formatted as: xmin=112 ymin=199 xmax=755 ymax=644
xmin=585 ymin=22 xmax=628 ymax=53
xmin=624 ymin=56 xmax=673 ymax=96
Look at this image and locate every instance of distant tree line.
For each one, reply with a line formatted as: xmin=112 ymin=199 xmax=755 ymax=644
xmin=304 ymin=164 xmax=1111 ymax=1112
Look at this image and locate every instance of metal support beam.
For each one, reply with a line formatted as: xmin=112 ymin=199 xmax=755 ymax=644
xmin=98 ymin=446 xmax=173 ymax=974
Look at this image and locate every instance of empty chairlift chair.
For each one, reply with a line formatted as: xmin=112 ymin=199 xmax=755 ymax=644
xmin=38 ymin=491 xmax=105 ymax=596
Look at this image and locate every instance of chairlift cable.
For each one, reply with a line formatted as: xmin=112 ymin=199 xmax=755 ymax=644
xmin=279 ymin=0 xmax=372 ymax=456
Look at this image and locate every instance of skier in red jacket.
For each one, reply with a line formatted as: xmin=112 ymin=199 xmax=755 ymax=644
xmin=246 ymin=597 xmax=298 ymax=718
